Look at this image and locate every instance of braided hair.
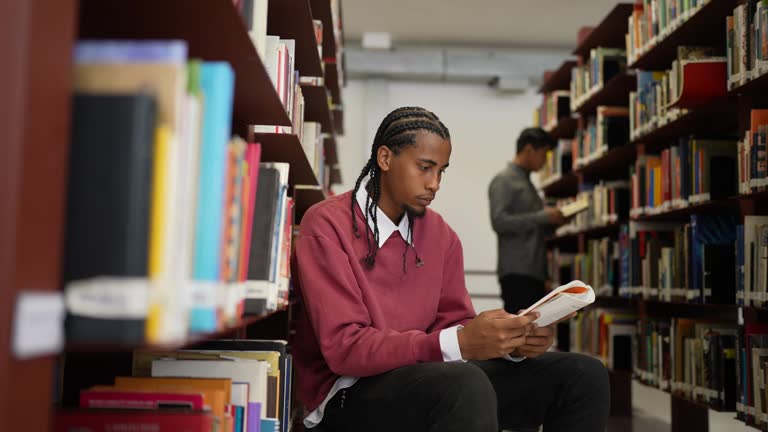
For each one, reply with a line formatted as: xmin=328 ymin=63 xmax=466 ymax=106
xmin=351 ymin=107 xmax=450 ymax=271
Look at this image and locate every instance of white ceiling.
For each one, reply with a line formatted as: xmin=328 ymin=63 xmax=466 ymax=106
xmin=343 ymin=0 xmax=626 ymax=48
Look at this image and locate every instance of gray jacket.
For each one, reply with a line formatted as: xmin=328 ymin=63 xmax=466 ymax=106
xmin=488 ymin=163 xmax=554 ymax=282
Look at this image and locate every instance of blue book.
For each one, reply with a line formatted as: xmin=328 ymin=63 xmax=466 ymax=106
xmin=74 ymin=40 xmax=188 ymax=64
xmin=261 ymin=419 xmax=279 ymax=432
xmin=190 ymin=62 xmax=235 ymax=332
xmin=648 ymin=168 xmax=655 ymax=209
xmin=234 ymin=406 xmax=244 ymax=432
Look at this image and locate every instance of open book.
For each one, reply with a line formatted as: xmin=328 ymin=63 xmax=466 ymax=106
xmin=519 ymin=280 xmax=595 ymax=327
xmin=559 ymin=198 xmax=590 ymax=218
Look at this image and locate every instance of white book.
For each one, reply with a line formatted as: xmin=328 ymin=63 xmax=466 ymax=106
xmin=519 ymin=280 xmax=595 ymax=327
xmin=249 ymin=0 xmax=269 ymax=59
xmin=232 ymin=382 xmax=250 ymax=431
xmin=559 ymin=198 xmax=589 ymax=218
xmin=264 ymin=36 xmax=281 ymax=96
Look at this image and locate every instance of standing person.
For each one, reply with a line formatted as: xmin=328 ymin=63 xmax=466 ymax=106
xmin=292 ymin=109 xmax=609 ymax=432
xmin=489 ymin=127 xmax=567 ymax=315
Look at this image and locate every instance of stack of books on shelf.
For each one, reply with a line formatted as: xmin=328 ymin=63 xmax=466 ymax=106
xmin=538 ymin=139 xmax=573 ymax=186
xmin=554 ymin=181 xmax=630 ymax=236
xmin=57 ymin=340 xmax=292 ymax=432
xmin=626 ymin=0 xmax=715 ymax=65
xmin=616 ymin=215 xmax=761 ymax=304
xmin=536 ymin=90 xmax=572 ymax=131
xmin=572 ymin=106 xmax=630 ymax=168
xmin=571 ymin=47 xmax=628 ymax=110
xmin=570 ymin=308 xmax=637 ymax=369
xmin=634 ymin=318 xmax=739 ymax=411
xmin=629 ymin=47 xmax=724 ymax=140
xmin=64 ymin=39 xmax=301 ymax=347
xmin=727 ymin=2 xmax=768 ymax=89
xmin=629 ymin=137 xmax=738 ymax=218
xmin=738 ymin=109 xmax=768 ymax=194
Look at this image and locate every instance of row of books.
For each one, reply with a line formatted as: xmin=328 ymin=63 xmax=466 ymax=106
xmin=626 ymin=0 xmax=713 ymax=65
xmin=570 ymin=48 xmax=627 ymax=110
xmin=634 ymin=318 xmax=738 ymax=413
xmin=629 ymin=138 xmax=737 ymax=217
xmin=537 ymin=139 xmax=573 ymax=186
xmin=572 ymin=106 xmax=630 ymax=169
xmin=535 ymin=91 xmax=571 ymax=131
xmin=617 ymin=216 xmax=768 ymax=307
xmin=739 ymin=109 xmax=768 ymax=194
xmin=548 ymin=236 xmax=620 ymax=297
xmin=554 ymin=181 xmax=630 ymax=236
xmin=727 ymin=1 xmax=768 ymax=89
xmin=570 ymin=308 xmax=636 ymax=371
xmin=56 ymin=340 xmax=292 ymax=432
xmin=65 ymin=40 xmax=302 ymax=346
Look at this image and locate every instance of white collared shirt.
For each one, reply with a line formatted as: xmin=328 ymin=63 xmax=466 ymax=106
xmin=303 ymin=183 xmax=522 ymax=428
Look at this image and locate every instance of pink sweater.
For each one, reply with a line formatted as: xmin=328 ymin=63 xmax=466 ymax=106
xmin=291 ymin=191 xmax=476 ymax=411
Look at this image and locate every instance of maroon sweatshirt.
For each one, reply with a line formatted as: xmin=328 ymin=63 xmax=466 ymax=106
xmin=291 ymin=191 xmax=476 ymax=411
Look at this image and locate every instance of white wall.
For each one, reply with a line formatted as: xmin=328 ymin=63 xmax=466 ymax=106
xmin=334 ymin=78 xmax=540 ymax=312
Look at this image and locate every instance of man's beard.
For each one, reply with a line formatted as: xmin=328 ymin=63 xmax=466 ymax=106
xmin=404 ymin=204 xmax=427 ymax=219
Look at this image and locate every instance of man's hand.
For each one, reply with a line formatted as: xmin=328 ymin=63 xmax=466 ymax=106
xmin=457 ymin=309 xmax=538 ymax=361
xmin=514 ymin=324 xmax=555 ymax=358
xmin=544 ymin=207 xmax=567 ymax=226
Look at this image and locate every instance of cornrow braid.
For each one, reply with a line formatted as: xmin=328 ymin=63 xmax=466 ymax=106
xmin=351 ymin=106 xmax=450 ymax=270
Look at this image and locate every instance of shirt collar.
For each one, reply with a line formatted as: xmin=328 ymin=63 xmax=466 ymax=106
xmin=355 ymin=179 xmax=412 ymax=248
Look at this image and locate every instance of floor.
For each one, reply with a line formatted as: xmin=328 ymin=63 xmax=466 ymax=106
xmin=604 ymin=381 xmax=758 ymax=432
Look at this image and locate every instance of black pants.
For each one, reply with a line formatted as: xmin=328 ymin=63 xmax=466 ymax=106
xmin=500 ymin=273 xmax=546 ymax=314
xmin=316 ymin=352 xmax=610 ymax=432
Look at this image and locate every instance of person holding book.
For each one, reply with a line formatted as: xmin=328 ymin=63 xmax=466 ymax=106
xmin=489 ymin=127 xmax=568 ymax=315
xmin=292 ymin=108 xmax=609 ymax=432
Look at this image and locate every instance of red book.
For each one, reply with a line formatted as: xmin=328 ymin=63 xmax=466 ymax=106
xmin=55 ymin=410 xmax=214 ymax=432
xmin=80 ymin=389 xmax=206 ymax=411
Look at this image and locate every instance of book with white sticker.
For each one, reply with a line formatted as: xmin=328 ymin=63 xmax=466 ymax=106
xmin=519 ymin=280 xmax=595 ymax=327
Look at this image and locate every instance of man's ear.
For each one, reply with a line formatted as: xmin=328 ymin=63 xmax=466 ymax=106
xmin=377 ymin=145 xmax=394 ymax=173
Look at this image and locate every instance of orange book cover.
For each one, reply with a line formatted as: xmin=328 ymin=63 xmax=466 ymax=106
xmin=112 ymin=376 xmax=230 ymax=421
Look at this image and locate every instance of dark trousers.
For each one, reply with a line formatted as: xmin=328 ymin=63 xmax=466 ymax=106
xmin=316 ymin=352 xmax=610 ymax=432
xmin=500 ymin=273 xmax=547 ymax=314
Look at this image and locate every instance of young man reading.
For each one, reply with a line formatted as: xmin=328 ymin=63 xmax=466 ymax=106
xmin=292 ymin=108 xmax=609 ymax=432
xmin=489 ymin=127 xmax=567 ymax=314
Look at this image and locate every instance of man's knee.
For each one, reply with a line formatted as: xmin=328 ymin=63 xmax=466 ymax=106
xmin=573 ymin=355 xmax=610 ymax=402
xmin=428 ymin=363 xmax=498 ymax=427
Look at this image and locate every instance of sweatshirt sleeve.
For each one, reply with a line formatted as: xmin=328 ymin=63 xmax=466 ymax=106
xmin=295 ymin=233 xmax=443 ymax=377
xmin=489 ymin=175 xmax=551 ymax=235
xmin=428 ymin=231 xmax=476 ymax=332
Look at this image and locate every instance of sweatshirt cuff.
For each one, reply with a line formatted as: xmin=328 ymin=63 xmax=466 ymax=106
xmin=439 ymin=325 xmax=466 ymax=362
xmin=415 ymin=330 xmax=444 ymax=363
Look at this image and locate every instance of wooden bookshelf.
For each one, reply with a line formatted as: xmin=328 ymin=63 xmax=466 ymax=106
xmin=251 ymin=132 xmax=323 ymax=189
xmin=573 ymin=70 xmax=636 ymax=115
xmin=541 ymin=173 xmax=579 ymax=197
xmin=572 ymin=3 xmax=635 ymax=58
xmin=302 ymin=84 xmax=334 ymax=133
xmin=634 ymin=199 xmax=738 ymax=221
xmin=65 ymin=307 xmax=290 ymax=353
xmin=2 ymin=0 xmax=347 ymax=429
xmin=268 ymin=0 xmax=324 ymax=77
xmin=1 ymin=0 xmax=78 ymax=429
xmin=333 ymin=107 xmax=345 ymax=135
xmin=310 ymin=0 xmax=344 ymax=65
xmin=77 ymin=0 xmax=292 ymax=130
xmin=325 ymin=135 xmax=339 ymax=165
xmin=577 ymin=144 xmax=636 ymax=181
xmin=330 ymin=165 xmax=343 ymax=185
xmin=294 ymin=186 xmax=327 ymax=224
xmin=628 ymin=0 xmax=737 ymax=70
xmin=544 ymin=116 xmax=578 ymax=140
xmin=539 ymin=60 xmax=577 ymax=93
xmin=325 ymin=62 xmax=343 ymax=105
xmin=631 ymin=95 xmax=738 ymax=151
